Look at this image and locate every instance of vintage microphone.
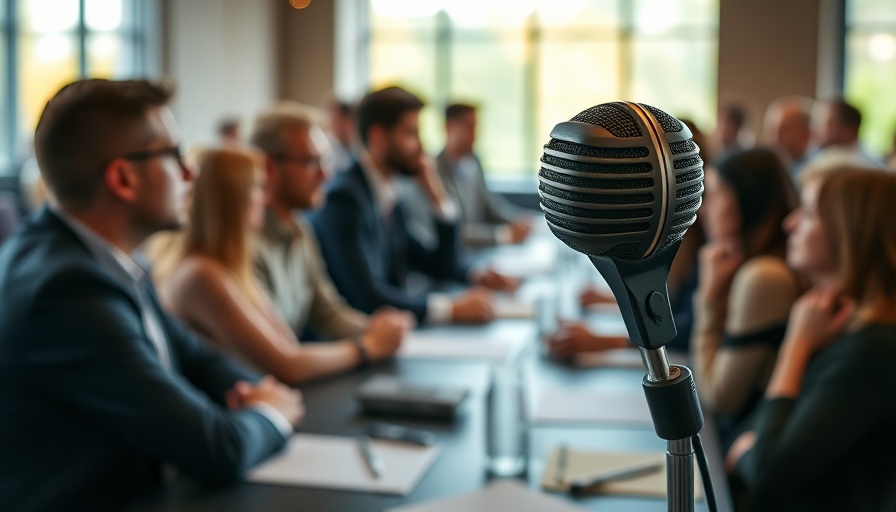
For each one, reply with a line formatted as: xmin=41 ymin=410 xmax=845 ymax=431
xmin=538 ymin=101 xmax=713 ymax=512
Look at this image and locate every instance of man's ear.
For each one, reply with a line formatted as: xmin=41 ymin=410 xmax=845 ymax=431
xmin=103 ymin=158 xmax=139 ymax=203
xmin=262 ymin=155 xmax=279 ymax=197
xmin=368 ymin=125 xmax=386 ymax=148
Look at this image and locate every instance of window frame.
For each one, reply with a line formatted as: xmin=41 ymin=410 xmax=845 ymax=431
xmin=358 ymin=0 xmax=720 ymax=181
xmin=0 ymin=0 xmax=160 ymax=177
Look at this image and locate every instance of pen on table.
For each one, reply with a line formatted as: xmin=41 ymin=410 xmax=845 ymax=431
xmin=554 ymin=444 xmax=569 ymax=484
xmin=568 ymin=461 xmax=663 ymax=495
xmin=356 ymin=434 xmax=384 ymax=479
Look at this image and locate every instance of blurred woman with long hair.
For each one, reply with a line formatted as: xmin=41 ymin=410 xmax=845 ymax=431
xmin=727 ymin=167 xmax=896 ymax=511
xmin=692 ymin=147 xmax=803 ymax=434
xmin=151 ymin=148 xmax=409 ymax=384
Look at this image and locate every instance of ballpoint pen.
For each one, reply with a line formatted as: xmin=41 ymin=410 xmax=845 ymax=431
xmin=356 ymin=434 xmax=384 ymax=479
xmin=554 ymin=444 xmax=569 ymax=484
xmin=568 ymin=461 xmax=663 ymax=495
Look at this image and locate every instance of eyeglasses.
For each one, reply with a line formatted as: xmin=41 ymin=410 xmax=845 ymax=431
xmin=123 ymin=145 xmax=185 ymax=167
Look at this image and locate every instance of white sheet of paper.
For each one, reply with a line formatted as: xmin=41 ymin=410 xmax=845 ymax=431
xmin=387 ymin=479 xmax=587 ymax=512
xmin=398 ymin=332 xmax=515 ymax=362
xmin=493 ymin=297 xmax=536 ymax=319
xmin=533 ymin=388 xmax=653 ymax=425
xmin=485 ymin=238 xmax=557 ymax=278
xmin=247 ymin=433 xmax=439 ymax=496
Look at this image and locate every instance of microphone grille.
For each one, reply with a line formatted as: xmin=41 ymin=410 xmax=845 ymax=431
xmin=570 ymin=104 xmax=643 ymax=138
xmin=642 ymin=104 xmax=684 ymax=133
xmin=538 ymin=101 xmax=703 ymax=261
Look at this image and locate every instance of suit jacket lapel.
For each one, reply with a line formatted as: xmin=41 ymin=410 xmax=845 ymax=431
xmin=41 ymin=207 xmax=172 ymax=366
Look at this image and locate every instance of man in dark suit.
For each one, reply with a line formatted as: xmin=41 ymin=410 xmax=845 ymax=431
xmin=0 ymin=79 xmax=303 ymax=512
xmin=309 ymin=87 xmax=518 ymax=325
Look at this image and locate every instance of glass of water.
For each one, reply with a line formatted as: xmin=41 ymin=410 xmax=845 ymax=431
xmin=485 ymin=363 xmax=528 ymax=477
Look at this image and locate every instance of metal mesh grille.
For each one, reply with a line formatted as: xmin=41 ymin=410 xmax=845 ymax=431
xmin=673 ymin=155 xmax=703 ymax=170
xmin=546 ymin=213 xmax=649 ymax=235
xmin=538 ymin=183 xmax=655 ymax=205
xmin=546 ymin=139 xmax=650 ymax=159
xmin=539 ymin=168 xmax=654 ymax=191
xmin=541 ymin=101 xmax=704 ymax=261
xmin=675 ymin=184 xmax=703 ymax=199
xmin=570 ymin=104 xmax=642 ymax=138
xmin=674 ymin=198 xmax=701 ymax=214
xmin=657 ymin=231 xmax=685 ymax=252
xmin=669 ymin=140 xmax=697 ymax=155
xmin=675 ymin=169 xmax=703 ymax=185
xmin=541 ymin=154 xmax=652 ymax=175
xmin=671 ymin=215 xmax=696 ymax=228
xmin=541 ymin=197 xmax=652 ymax=220
xmin=643 ymin=104 xmax=683 ymax=133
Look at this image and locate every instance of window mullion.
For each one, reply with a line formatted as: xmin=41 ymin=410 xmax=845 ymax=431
xmin=77 ymin=0 xmax=87 ymax=77
xmin=5 ymin=0 xmax=18 ymax=174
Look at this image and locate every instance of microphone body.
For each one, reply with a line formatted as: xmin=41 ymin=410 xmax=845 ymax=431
xmin=538 ymin=101 xmax=703 ymax=350
xmin=539 ymin=103 xmax=709 ymax=512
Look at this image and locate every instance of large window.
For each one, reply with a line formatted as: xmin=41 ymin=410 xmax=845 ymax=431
xmin=366 ymin=0 xmax=719 ymax=179
xmin=845 ymin=0 xmax=896 ymax=157
xmin=0 ymin=0 xmax=157 ymax=176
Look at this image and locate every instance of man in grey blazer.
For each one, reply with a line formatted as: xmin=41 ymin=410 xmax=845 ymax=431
xmin=436 ymin=103 xmax=532 ymax=247
xmin=0 ymin=79 xmax=303 ymax=512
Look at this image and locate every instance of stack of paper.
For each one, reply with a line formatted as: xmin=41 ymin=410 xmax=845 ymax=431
xmin=248 ymin=433 xmax=439 ymax=496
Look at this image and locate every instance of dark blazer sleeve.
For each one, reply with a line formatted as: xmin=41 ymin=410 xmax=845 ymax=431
xmin=312 ymin=187 xmax=430 ymax=322
xmin=26 ymin=268 xmax=287 ymax=484
xmin=151 ymin=287 xmax=258 ymax=405
xmin=398 ymin=204 xmax=471 ymax=284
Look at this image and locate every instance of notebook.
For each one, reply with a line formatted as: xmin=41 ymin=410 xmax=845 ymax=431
xmin=540 ymin=446 xmax=703 ymax=499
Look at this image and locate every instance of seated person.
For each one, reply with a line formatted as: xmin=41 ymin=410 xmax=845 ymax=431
xmin=692 ymin=148 xmax=803 ymax=431
xmin=151 ymin=147 xmax=412 ymax=385
xmin=249 ymin=102 xmax=385 ymax=342
xmin=309 ymin=87 xmax=518 ymax=325
xmin=726 ymin=167 xmax=896 ymax=511
xmin=0 ymin=79 xmax=302 ymax=511
xmin=402 ymin=103 xmax=533 ymax=248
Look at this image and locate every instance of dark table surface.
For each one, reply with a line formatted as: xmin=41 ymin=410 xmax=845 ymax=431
xmin=131 ymin=231 xmax=732 ymax=511
xmin=130 ymin=323 xmax=731 ymax=512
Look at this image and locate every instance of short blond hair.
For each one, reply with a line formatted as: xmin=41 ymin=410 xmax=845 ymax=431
xmin=250 ymin=102 xmax=322 ymax=157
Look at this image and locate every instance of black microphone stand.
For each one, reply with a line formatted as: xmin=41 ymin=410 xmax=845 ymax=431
xmin=590 ymin=252 xmax=706 ymax=512
xmin=640 ymin=347 xmax=703 ymax=512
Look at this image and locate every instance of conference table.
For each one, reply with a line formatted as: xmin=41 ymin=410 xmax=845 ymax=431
xmin=130 ymin=231 xmax=733 ymax=512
